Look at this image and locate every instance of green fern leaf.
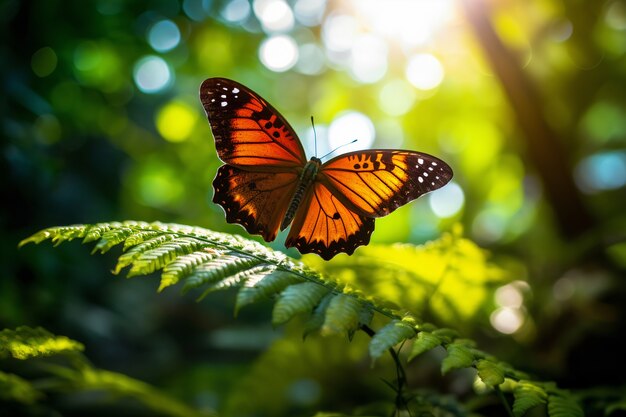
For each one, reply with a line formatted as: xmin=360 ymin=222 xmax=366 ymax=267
xmin=19 ymin=224 xmax=89 ymax=247
xmin=441 ymin=342 xmax=475 ymax=375
xmin=303 ymin=293 xmax=335 ymax=338
xmin=272 ymin=282 xmax=331 ymax=326
xmin=182 ymin=254 xmax=263 ymax=292
xmin=512 ymin=380 xmax=548 ymax=417
xmin=0 ymin=326 xmax=84 ymax=360
xmin=126 ymin=237 xmax=205 ymax=277
xmin=235 ymin=270 xmax=301 ymax=314
xmin=93 ymin=226 xmax=134 ymax=254
xmin=408 ymin=331 xmax=442 ymax=361
xmin=476 ymin=359 xmax=505 ymax=387
xmin=115 ymin=234 xmax=178 ymax=274
xmin=123 ymin=229 xmax=161 ymax=250
xmin=431 ymin=328 xmax=460 ymax=343
xmin=205 ymin=264 xmax=278 ymax=293
xmin=369 ymin=317 xmax=417 ymax=359
xmin=320 ymin=294 xmax=363 ymax=336
xmin=159 ymin=250 xmax=222 ymax=290
xmin=547 ymin=392 xmax=583 ymax=417
xmin=82 ymin=222 xmax=122 ymax=243
xmin=0 ymin=371 xmax=43 ymax=404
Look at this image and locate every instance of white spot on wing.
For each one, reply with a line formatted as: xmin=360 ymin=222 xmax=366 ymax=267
xmin=418 ymin=177 xmax=424 ymax=183
xmin=221 ymin=101 xmax=227 ymax=107
xmin=418 ymin=158 xmax=424 ymax=164
xmin=233 ymin=88 xmax=239 ymax=93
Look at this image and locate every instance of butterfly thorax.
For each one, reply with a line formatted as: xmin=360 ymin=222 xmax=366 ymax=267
xmin=280 ymin=157 xmax=322 ymax=231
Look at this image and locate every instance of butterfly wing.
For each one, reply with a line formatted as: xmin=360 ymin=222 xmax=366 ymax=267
xmin=285 ymin=182 xmax=375 ymax=260
xmin=200 ymin=77 xmax=306 ymax=168
xmin=285 ymin=149 xmax=452 ymax=259
xmin=320 ymin=150 xmax=453 ymax=217
xmin=200 ymin=78 xmax=307 ymax=241
xmin=213 ymin=165 xmax=299 ymax=241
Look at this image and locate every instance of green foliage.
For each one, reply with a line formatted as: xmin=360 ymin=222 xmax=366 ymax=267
xmin=0 ymin=326 xmax=212 ymax=417
xmin=0 ymin=326 xmax=84 ymax=359
xmin=303 ymin=226 xmax=508 ymax=325
xmin=19 ymin=221 xmax=591 ymax=416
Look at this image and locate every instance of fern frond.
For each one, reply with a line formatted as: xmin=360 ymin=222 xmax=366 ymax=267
xmin=320 ymin=293 xmax=365 ymax=336
xmin=0 ymin=326 xmax=84 ymax=360
xmin=369 ymin=317 xmax=417 ymax=359
xmin=547 ymin=391 xmax=583 ymax=417
xmin=0 ymin=371 xmax=43 ymax=404
xmin=441 ymin=342 xmax=475 ymax=375
xmin=512 ymin=380 xmax=548 ymax=416
xmin=475 ymin=359 xmax=505 ymax=387
xmin=408 ymin=331 xmax=442 ymax=361
xmin=185 ymin=254 xmax=264 ymax=294
xmin=272 ymin=282 xmax=331 ymax=326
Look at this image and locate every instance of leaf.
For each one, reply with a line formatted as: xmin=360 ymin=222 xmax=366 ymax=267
xmin=441 ymin=343 xmax=474 ymax=375
xmin=0 ymin=371 xmax=43 ymax=404
xmin=303 ymin=293 xmax=336 ymax=338
xmin=272 ymin=282 xmax=330 ymax=326
xmin=408 ymin=331 xmax=442 ymax=361
xmin=547 ymin=392 xmax=583 ymax=417
xmin=512 ymin=380 xmax=547 ymax=417
xmin=321 ymin=294 xmax=363 ymax=336
xmin=182 ymin=254 xmax=264 ymax=293
xmin=0 ymin=326 xmax=84 ymax=360
xmin=369 ymin=318 xmax=417 ymax=359
xmin=235 ymin=270 xmax=301 ymax=314
xmin=475 ymin=359 xmax=505 ymax=387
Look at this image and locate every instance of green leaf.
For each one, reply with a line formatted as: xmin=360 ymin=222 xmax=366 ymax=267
xmin=234 ymin=270 xmax=301 ymax=314
xmin=182 ymin=254 xmax=264 ymax=293
xmin=126 ymin=237 xmax=205 ymax=277
xmin=369 ymin=318 xmax=417 ymax=359
xmin=512 ymin=380 xmax=547 ymax=417
xmin=159 ymin=250 xmax=222 ymax=290
xmin=321 ymin=294 xmax=363 ymax=336
xmin=547 ymin=393 xmax=583 ymax=417
xmin=476 ymin=359 xmax=505 ymax=387
xmin=303 ymin=293 xmax=335 ymax=338
xmin=441 ymin=343 xmax=474 ymax=375
xmin=408 ymin=331 xmax=442 ymax=361
xmin=272 ymin=282 xmax=330 ymax=326
xmin=0 ymin=371 xmax=43 ymax=404
xmin=0 ymin=326 xmax=84 ymax=360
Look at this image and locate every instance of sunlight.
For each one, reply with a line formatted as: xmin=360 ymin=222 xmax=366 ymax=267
xmin=350 ymin=0 xmax=455 ymax=47
xmin=259 ymin=35 xmax=298 ymax=72
xmin=328 ymin=111 xmax=375 ymax=154
xmin=253 ymin=0 xmax=295 ymax=32
xmin=490 ymin=307 xmax=524 ymax=334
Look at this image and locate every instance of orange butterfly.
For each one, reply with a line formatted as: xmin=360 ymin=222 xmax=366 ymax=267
xmin=200 ymin=78 xmax=453 ymax=260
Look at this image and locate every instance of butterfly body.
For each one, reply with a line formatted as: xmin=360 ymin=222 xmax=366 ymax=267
xmin=201 ymin=77 xmax=453 ymax=260
xmin=281 ymin=157 xmax=322 ymax=231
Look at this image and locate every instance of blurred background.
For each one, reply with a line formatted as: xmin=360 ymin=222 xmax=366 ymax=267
xmin=2 ymin=0 xmax=625 ymax=415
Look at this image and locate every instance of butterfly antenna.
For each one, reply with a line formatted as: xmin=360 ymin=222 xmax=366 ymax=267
xmin=320 ymin=139 xmax=358 ymax=160
xmin=311 ymin=116 xmax=317 ymax=157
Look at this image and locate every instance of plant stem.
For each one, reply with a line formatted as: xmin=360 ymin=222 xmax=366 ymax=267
xmin=495 ymin=385 xmax=515 ymax=417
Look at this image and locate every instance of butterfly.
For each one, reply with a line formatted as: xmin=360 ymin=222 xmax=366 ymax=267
xmin=200 ymin=78 xmax=453 ymax=260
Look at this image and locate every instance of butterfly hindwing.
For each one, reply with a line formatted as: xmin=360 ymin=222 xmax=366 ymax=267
xmin=213 ymin=165 xmax=299 ymax=242
xmin=200 ymin=78 xmax=306 ymax=169
xmin=285 ymin=182 xmax=375 ymax=260
xmin=320 ymin=150 xmax=453 ymax=217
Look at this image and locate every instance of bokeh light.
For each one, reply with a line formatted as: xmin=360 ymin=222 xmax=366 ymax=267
xmin=406 ymin=54 xmax=445 ymax=90
xmin=221 ymin=0 xmax=251 ymax=23
xmin=133 ymin=55 xmax=172 ymax=93
xmin=259 ymin=35 xmax=298 ymax=72
xmin=322 ymin=14 xmax=358 ymax=53
xmin=495 ymin=282 xmax=524 ymax=308
xmin=156 ymin=101 xmax=199 ymax=142
xmin=31 ymin=46 xmax=57 ymax=77
xmin=490 ymin=307 xmax=525 ymax=334
xmin=349 ymin=34 xmax=388 ymax=83
xmin=328 ymin=112 xmax=375 ymax=154
xmin=296 ymin=43 xmax=326 ymax=75
xmin=378 ymin=79 xmax=417 ymax=116
xmin=294 ymin=0 xmax=326 ymax=26
xmin=429 ymin=181 xmax=464 ymax=218
xmin=254 ymin=0 xmax=295 ymax=33
xmin=574 ymin=151 xmax=626 ymax=193
xmin=148 ymin=20 xmax=181 ymax=52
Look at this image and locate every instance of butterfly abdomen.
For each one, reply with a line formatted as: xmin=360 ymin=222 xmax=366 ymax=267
xmin=280 ymin=157 xmax=321 ymax=231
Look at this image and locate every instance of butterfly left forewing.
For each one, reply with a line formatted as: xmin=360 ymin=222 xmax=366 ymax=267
xmin=285 ymin=182 xmax=375 ymax=260
xmin=200 ymin=78 xmax=306 ymax=169
xmin=320 ymin=150 xmax=453 ymax=217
